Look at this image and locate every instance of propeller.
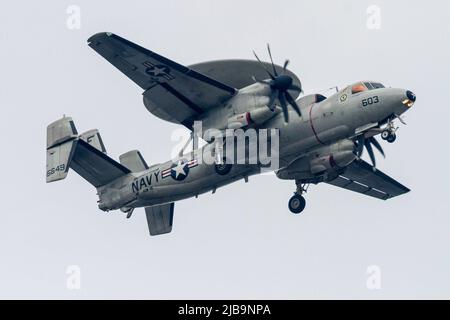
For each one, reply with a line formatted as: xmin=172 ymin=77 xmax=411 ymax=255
xmin=355 ymin=135 xmax=385 ymax=168
xmin=252 ymin=44 xmax=302 ymax=123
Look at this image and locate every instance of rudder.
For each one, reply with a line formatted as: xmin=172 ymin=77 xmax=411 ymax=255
xmin=46 ymin=117 xmax=78 ymax=182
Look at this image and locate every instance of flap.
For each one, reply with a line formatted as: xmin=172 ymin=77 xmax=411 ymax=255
xmin=327 ymin=159 xmax=410 ymax=200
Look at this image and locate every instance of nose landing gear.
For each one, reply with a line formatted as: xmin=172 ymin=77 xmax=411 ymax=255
xmin=381 ymin=129 xmax=396 ymax=143
xmin=288 ymin=181 xmax=308 ymax=214
xmin=381 ymin=116 xmax=401 ymax=144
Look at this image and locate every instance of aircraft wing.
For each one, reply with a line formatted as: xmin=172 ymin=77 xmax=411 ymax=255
xmin=88 ymin=32 xmax=237 ymax=127
xmin=326 ymin=159 xmax=410 ymax=200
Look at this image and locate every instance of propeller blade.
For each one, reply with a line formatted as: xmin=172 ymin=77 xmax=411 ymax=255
xmin=283 ymin=59 xmax=290 ymax=73
xmin=364 ymin=139 xmax=376 ymax=167
xmin=278 ymin=92 xmax=289 ymax=123
xmin=368 ymin=137 xmax=385 ymax=158
xmin=252 ymin=75 xmax=270 ymax=85
xmin=288 ymin=84 xmax=302 ymax=92
xmin=253 ymin=50 xmax=275 ymax=80
xmin=267 ymin=89 xmax=278 ymax=111
xmin=266 ymin=44 xmax=278 ymax=77
xmin=284 ymin=91 xmax=302 ymax=117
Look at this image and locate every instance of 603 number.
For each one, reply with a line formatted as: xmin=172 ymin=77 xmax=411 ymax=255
xmin=362 ymin=96 xmax=379 ymax=107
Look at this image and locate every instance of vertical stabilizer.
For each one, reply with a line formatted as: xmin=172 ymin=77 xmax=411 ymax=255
xmin=46 ymin=117 xmax=78 ymax=182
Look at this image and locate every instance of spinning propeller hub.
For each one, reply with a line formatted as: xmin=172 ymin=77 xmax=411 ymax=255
xmin=252 ymin=44 xmax=303 ymax=123
xmin=271 ymin=75 xmax=293 ymax=91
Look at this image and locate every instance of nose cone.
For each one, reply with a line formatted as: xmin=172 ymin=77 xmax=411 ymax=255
xmin=406 ymin=90 xmax=416 ymax=102
xmin=402 ymin=90 xmax=416 ymax=108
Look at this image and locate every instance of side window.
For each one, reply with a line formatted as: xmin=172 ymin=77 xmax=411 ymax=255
xmin=315 ymin=94 xmax=327 ymax=102
xmin=351 ymin=83 xmax=367 ymax=94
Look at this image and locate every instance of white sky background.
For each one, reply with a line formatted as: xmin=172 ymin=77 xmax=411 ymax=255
xmin=0 ymin=0 xmax=449 ymax=299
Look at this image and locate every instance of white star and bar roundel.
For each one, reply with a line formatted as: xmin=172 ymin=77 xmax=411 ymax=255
xmin=142 ymin=61 xmax=175 ymax=81
xmin=162 ymin=158 xmax=198 ymax=181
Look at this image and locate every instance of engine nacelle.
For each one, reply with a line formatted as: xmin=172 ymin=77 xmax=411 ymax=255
xmin=227 ymin=107 xmax=276 ymax=129
xmin=309 ymin=139 xmax=356 ymax=174
xmin=276 ymin=139 xmax=357 ymax=181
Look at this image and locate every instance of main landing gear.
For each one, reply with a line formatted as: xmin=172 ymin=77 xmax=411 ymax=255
xmin=288 ymin=181 xmax=308 ymax=214
xmin=215 ymin=157 xmax=232 ymax=175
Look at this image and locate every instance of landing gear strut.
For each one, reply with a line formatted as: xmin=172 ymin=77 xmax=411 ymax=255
xmin=288 ymin=181 xmax=307 ymax=214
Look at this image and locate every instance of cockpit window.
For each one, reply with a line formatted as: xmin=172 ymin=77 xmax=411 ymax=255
xmin=351 ymin=83 xmax=367 ymax=94
xmin=364 ymin=82 xmax=374 ymax=90
xmin=357 ymin=82 xmax=385 ymax=93
xmin=371 ymin=82 xmax=385 ymax=89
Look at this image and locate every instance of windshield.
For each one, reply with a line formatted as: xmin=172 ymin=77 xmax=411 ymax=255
xmin=351 ymin=83 xmax=367 ymax=94
xmin=370 ymin=82 xmax=385 ymax=89
xmin=364 ymin=82 xmax=385 ymax=90
xmin=352 ymin=82 xmax=385 ymax=94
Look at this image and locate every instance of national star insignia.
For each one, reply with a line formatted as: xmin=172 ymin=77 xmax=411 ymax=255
xmin=172 ymin=160 xmax=188 ymax=179
xmin=149 ymin=66 xmax=167 ymax=77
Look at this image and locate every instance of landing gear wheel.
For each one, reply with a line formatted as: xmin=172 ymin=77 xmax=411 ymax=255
xmin=288 ymin=194 xmax=306 ymax=214
xmin=387 ymin=133 xmax=397 ymax=143
xmin=381 ymin=130 xmax=390 ymax=140
xmin=214 ymin=158 xmax=232 ymax=175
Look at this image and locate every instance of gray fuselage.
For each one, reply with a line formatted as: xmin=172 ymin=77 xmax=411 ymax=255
xmin=97 ymin=82 xmax=412 ymax=212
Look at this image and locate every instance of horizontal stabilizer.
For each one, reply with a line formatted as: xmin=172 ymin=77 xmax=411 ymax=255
xmin=46 ymin=116 xmax=131 ymax=187
xmin=70 ymin=140 xmax=131 ymax=187
xmin=145 ymin=203 xmax=174 ymax=236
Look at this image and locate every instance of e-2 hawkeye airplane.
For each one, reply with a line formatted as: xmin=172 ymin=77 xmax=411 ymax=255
xmin=46 ymin=32 xmax=416 ymax=236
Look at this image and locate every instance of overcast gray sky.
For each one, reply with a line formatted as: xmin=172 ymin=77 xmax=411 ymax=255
xmin=1 ymin=0 xmax=449 ymax=299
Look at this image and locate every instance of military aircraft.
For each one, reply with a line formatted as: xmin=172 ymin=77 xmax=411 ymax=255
xmin=46 ymin=32 xmax=416 ymax=236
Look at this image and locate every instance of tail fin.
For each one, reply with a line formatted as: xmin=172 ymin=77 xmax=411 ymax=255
xmin=80 ymin=129 xmax=107 ymax=153
xmin=145 ymin=203 xmax=175 ymax=236
xmin=46 ymin=117 xmax=78 ymax=183
xmin=46 ymin=117 xmax=131 ymax=187
xmin=119 ymin=150 xmax=149 ymax=172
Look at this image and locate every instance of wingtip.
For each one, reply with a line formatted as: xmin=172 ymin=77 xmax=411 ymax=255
xmin=87 ymin=32 xmax=114 ymax=44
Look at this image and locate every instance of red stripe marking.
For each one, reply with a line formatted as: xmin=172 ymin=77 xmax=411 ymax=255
xmin=329 ymin=155 xmax=338 ymax=168
xmin=309 ymin=103 xmax=325 ymax=145
xmin=246 ymin=112 xmax=253 ymax=124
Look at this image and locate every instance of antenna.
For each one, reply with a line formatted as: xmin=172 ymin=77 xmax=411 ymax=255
xmin=318 ymin=86 xmax=339 ymax=96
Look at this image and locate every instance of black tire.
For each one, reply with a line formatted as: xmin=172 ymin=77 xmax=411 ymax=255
xmin=387 ymin=134 xmax=397 ymax=143
xmin=214 ymin=158 xmax=232 ymax=175
xmin=381 ymin=130 xmax=390 ymax=140
xmin=288 ymin=194 xmax=306 ymax=214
